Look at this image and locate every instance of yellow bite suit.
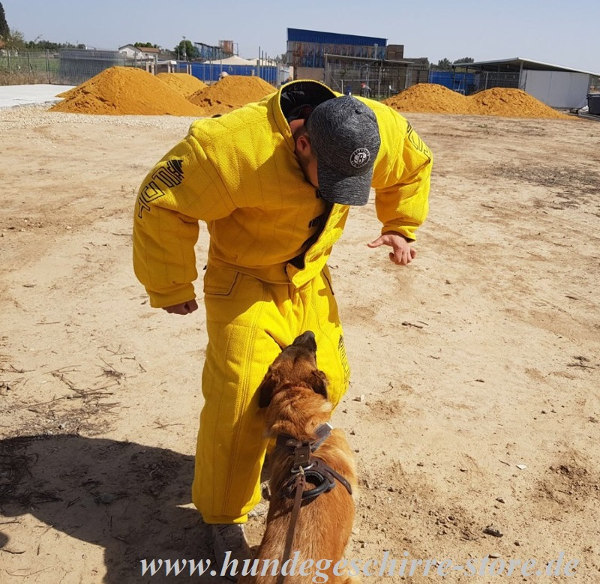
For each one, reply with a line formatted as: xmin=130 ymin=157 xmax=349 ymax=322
xmin=133 ymin=80 xmax=432 ymax=523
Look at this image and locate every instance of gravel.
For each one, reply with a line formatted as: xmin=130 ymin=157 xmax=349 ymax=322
xmin=0 ymin=103 xmax=199 ymax=131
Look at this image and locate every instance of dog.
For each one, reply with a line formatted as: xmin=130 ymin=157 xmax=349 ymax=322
xmin=239 ymin=331 xmax=358 ymax=584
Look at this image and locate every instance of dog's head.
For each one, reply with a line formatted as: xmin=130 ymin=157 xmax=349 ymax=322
xmin=258 ymin=331 xmax=331 ymax=439
xmin=258 ymin=331 xmax=328 ymax=409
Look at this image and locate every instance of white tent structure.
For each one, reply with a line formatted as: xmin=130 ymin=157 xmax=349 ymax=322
xmin=455 ymin=57 xmax=598 ymax=109
xmin=206 ymin=55 xmax=255 ymax=66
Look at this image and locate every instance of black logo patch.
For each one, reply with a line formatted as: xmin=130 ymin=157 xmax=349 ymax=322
xmin=137 ymin=159 xmax=184 ymax=218
xmin=406 ymin=123 xmax=432 ymax=159
xmin=338 ymin=335 xmax=351 ymax=386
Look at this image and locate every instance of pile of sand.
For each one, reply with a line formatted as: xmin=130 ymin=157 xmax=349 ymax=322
xmin=156 ymin=72 xmax=207 ymax=98
xmin=384 ymin=83 xmax=571 ymax=119
xmin=384 ymin=83 xmax=471 ymax=115
xmin=188 ymin=75 xmax=276 ymax=116
xmin=468 ymin=87 xmax=570 ymax=118
xmin=50 ymin=67 xmax=204 ymax=116
xmin=51 ymin=69 xmax=570 ymax=121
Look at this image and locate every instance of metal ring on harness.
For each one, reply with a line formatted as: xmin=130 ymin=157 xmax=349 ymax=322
xmin=274 ymin=424 xmax=353 ymax=584
xmin=282 ymin=464 xmax=336 ymax=500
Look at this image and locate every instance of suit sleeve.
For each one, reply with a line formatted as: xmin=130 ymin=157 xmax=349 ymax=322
xmin=372 ymin=108 xmax=433 ymax=241
xmin=132 ymin=132 xmax=235 ymax=308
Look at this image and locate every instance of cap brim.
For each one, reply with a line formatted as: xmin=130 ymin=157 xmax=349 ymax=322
xmin=317 ymin=164 xmax=373 ymax=206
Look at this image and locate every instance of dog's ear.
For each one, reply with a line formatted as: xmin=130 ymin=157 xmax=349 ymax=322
xmin=310 ymin=369 xmax=328 ymax=400
xmin=257 ymin=368 xmax=281 ymax=408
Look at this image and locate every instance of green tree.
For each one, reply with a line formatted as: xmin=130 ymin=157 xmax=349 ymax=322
xmin=453 ymin=57 xmax=474 ymax=64
xmin=4 ymin=29 xmax=24 ymax=50
xmin=174 ymin=39 xmax=198 ymax=60
xmin=436 ymin=58 xmax=453 ymax=70
xmin=24 ymin=39 xmax=77 ymax=51
xmin=134 ymin=42 xmax=159 ymax=49
xmin=0 ymin=1 xmax=10 ymax=39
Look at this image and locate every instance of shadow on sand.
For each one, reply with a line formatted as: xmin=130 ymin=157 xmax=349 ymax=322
xmin=0 ymin=434 xmax=231 ymax=583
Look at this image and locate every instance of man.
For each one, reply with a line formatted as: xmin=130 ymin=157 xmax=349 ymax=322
xmin=133 ymin=79 xmax=432 ymax=569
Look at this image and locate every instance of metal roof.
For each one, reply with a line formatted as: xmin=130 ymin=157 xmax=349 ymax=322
xmin=323 ymin=53 xmax=415 ymax=65
xmin=452 ymin=57 xmax=599 ymax=77
xmin=287 ymin=28 xmax=387 ymax=47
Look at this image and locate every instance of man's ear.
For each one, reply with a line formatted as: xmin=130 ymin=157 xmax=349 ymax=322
xmin=295 ymin=133 xmax=311 ymax=156
xmin=257 ymin=368 xmax=281 ymax=408
xmin=310 ymin=369 xmax=328 ymax=400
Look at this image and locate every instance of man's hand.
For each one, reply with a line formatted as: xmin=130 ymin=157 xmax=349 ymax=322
xmin=162 ymin=300 xmax=199 ymax=315
xmin=368 ymin=232 xmax=416 ymax=266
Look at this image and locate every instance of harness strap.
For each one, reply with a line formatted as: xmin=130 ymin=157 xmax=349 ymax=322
xmin=281 ymin=457 xmax=352 ymax=500
xmin=275 ymin=422 xmax=332 ymax=455
xmin=276 ymin=468 xmax=305 ymax=584
xmin=275 ymin=424 xmax=353 ymax=584
xmin=312 ymin=458 xmax=353 ymax=495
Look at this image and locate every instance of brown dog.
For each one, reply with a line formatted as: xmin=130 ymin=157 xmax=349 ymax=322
xmin=239 ymin=331 xmax=358 ymax=584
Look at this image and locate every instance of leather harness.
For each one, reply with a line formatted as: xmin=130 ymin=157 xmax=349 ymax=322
xmin=274 ymin=423 xmax=353 ymax=584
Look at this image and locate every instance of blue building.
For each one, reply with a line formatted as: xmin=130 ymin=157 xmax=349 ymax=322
xmin=287 ymin=28 xmax=387 ymax=82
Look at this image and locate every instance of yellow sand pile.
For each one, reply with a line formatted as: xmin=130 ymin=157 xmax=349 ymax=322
xmin=52 ymin=70 xmax=569 ymax=121
xmin=156 ymin=72 xmax=207 ymax=98
xmin=56 ymin=86 xmax=78 ymax=99
xmin=384 ymin=83 xmax=571 ymax=119
xmin=468 ymin=87 xmax=570 ymax=118
xmin=188 ymin=75 xmax=276 ymax=116
xmin=50 ymin=67 xmax=204 ymax=116
xmin=384 ymin=83 xmax=470 ymax=114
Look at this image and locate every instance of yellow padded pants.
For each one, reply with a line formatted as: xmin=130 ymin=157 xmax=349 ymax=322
xmin=191 ymin=264 xmax=350 ymax=524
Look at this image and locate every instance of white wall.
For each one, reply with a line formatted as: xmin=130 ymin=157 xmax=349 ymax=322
xmin=521 ymin=70 xmax=589 ymax=109
xmin=119 ymin=46 xmax=137 ymax=59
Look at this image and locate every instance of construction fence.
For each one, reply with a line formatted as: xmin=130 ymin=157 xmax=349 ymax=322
xmin=1 ymin=49 xmax=544 ymax=99
xmin=323 ymin=54 xmax=429 ymax=99
xmin=429 ymin=70 xmax=521 ymax=95
xmin=0 ymin=49 xmax=145 ymax=85
xmin=0 ymin=49 xmax=281 ymax=87
xmin=176 ymin=61 xmax=279 ymax=86
xmin=323 ymin=56 xmax=524 ymax=99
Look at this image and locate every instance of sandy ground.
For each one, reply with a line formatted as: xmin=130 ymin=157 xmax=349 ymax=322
xmin=0 ymin=103 xmax=599 ymax=584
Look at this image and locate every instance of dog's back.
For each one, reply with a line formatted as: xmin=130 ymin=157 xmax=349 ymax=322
xmin=241 ymin=332 xmax=358 ymax=584
xmin=251 ymin=427 xmax=357 ymax=583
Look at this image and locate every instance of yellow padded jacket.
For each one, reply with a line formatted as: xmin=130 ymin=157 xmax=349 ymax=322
xmin=133 ymin=80 xmax=432 ymax=308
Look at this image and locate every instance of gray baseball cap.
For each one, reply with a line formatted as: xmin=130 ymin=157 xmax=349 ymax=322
xmin=306 ymin=96 xmax=381 ymax=206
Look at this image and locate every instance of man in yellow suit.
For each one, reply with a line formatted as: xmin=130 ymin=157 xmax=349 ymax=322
xmin=133 ymin=80 xmax=432 ymax=572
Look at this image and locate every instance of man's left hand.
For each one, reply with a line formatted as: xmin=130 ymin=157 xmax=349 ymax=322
xmin=367 ymin=232 xmax=416 ymax=266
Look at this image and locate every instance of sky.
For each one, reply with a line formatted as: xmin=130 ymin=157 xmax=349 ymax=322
xmin=2 ymin=0 xmax=599 ymax=74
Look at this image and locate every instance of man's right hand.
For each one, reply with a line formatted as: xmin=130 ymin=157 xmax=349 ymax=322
xmin=162 ymin=300 xmax=199 ymax=315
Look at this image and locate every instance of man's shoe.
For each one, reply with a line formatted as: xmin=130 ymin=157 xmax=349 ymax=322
xmin=211 ymin=524 xmax=252 ymax=582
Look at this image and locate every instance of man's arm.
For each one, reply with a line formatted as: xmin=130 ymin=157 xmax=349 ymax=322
xmin=133 ymin=131 xmax=234 ymax=309
xmin=369 ymin=106 xmax=433 ymax=264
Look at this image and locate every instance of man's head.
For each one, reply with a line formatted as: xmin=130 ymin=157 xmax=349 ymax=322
xmin=293 ymin=96 xmax=381 ymax=206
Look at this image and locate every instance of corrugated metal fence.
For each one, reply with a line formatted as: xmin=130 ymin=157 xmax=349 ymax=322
xmin=428 ymin=70 xmax=520 ymax=95
xmin=182 ymin=62 xmax=278 ymax=85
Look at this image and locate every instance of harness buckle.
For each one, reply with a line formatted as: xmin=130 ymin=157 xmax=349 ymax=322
xmin=291 ymin=443 xmax=312 ymax=473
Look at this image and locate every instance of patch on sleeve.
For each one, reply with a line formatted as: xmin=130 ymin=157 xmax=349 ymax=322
xmin=338 ymin=335 xmax=351 ymax=387
xmin=136 ymin=159 xmax=184 ymax=219
xmin=406 ymin=122 xmax=432 ymax=160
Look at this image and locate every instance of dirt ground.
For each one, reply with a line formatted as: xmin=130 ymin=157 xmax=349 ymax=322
xmin=1 ymin=104 xmax=599 ymax=583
